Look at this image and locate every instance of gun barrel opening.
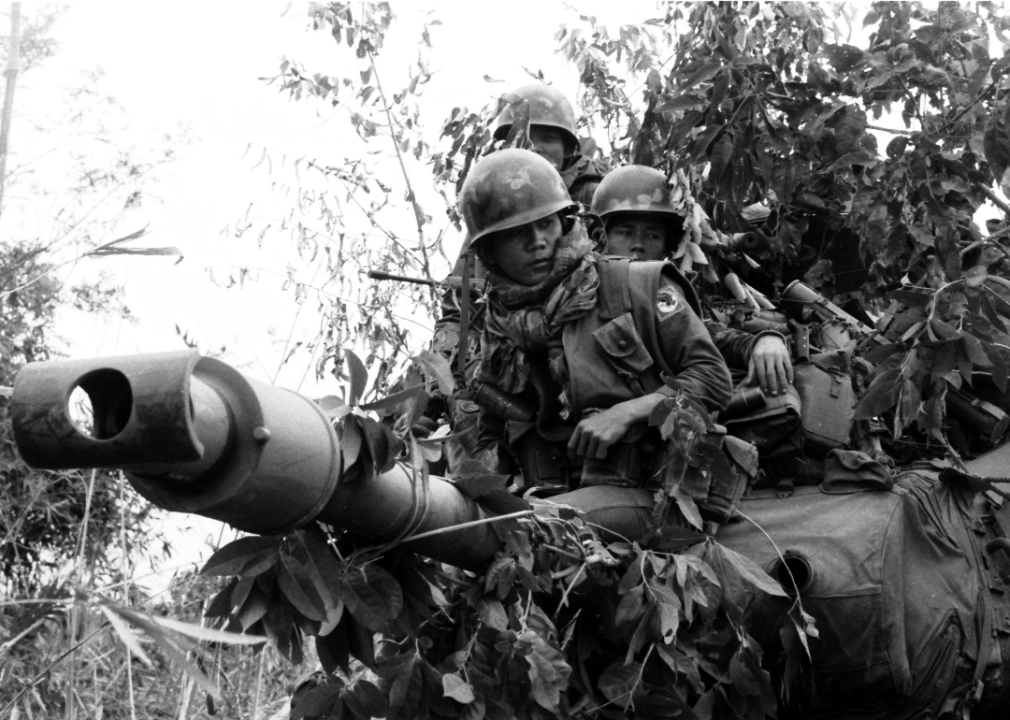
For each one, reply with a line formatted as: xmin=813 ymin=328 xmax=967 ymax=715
xmin=70 ymin=368 xmax=133 ymax=440
xmin=772 ymin=552 xmax=814 ymax=595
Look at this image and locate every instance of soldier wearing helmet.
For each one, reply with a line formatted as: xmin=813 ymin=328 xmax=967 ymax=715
xmin=492 ymin=83 xmax=604 ymax=207
xmin=592 ymin=165 xmax=794 ymax=398
xmin=461 ymin=149 xmax=731 ymax=490
xmin=422 ymin=84 xmax=605 ymax=473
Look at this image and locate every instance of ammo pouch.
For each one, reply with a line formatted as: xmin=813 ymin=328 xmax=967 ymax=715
xmin=703 ymin=434 xmax=759 ymax=523
xmin=666 ymin=427 xmax=759 ymax=525
xmin=721 ymin=348 xmax=855 ymax=459
xmin=761 ymin=355 xmax=855 ymax=488
xmin=723 ymin=383 xmax=801 ymax=455
xmin=793 ymin=355 xmax=856 ymax=458
xmin=946 ymin=387 xmax=1010 ymax=447
xmin=725 ymin=352 xmax=856 ymax=490
xmin=580 ymin=421 xmax=664 ymax=489
xmin=508 ymin=425 xmax=579 ymax=492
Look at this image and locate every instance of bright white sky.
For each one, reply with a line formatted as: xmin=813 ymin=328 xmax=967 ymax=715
xmin=7 ymin=0 xmax=660 ymax=395
xmin=3 ymin=0 xmax=659 ymax=574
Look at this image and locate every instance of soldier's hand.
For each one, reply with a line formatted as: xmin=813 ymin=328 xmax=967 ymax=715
xmin=568 ymin=394 xmax=667 ymax=460
xmin=569 ymin=407 xmax=635 ymax=460
xmin=744 ymin=335 xmax=793 ymax=396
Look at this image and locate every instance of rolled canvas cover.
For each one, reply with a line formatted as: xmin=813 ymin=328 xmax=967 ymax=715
xmin=717 ymin=473 xmax=984 ymax=719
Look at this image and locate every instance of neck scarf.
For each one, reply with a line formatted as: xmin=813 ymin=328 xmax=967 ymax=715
xmin=478 ymin=224 xmax=599 ymax=418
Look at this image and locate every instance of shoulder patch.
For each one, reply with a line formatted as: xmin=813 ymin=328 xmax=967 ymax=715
xmin=657 ymin=286 xmax=685 ymax=320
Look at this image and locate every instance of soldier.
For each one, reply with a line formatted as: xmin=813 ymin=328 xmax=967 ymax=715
xmin=427 ymin=83 xmax=605 ymax=472
xmin=591 ymin=165 xmax=795 ymax=398
xmin=460 ymin=149 xmax=732 ymax=490
xmin=492 ymin=82 xmax=604 ymax=206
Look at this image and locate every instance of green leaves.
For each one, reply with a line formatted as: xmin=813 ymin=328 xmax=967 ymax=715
xmin=100 ymin=597 xmax=266 ymax=702
xmin=341 ymin=564 xmax=403 ymax=632
xmin=345 ymin=349 xmax=368 ymax=407
xmin=824 ymin=43 xmax=864 ymax=73
xmin=194 ymin=487 xmax=792 ymax=720
xmin=279 ymin=553 xmax=328 ymax=622
xmin=442 ymin=674 xmax=475 ymax=704
xmin=340 ymin=414 xmax=403 ymax=479
xmin=291 ymin=684 xmax=343 ymax=720
xmin=291 ymin=677 xmax=388 ymax=720
xmin=201 ymin=535 xmax=282 ymax=577
xmin=984 ymin=119 xmax=1010 ymax=182
xmin=599 ymin=661 xmax=641 ymax=709
xmin=710 ymin=542 xmax=787 ymax=598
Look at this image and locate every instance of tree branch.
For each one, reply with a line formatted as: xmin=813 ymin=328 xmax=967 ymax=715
xmin=366 ymin=51 xmax=436 ymax=305
xmin=934 ymin=81 xmax=997 ymax=138
xmin=977 ymin=183 xmax=1010 ymax=219
xmin=866 ymin=124 xmax=913 ymax=136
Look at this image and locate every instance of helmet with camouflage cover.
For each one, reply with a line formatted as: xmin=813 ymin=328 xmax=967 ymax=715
xmin=493 ymin=83 xmax=579 ymax=153
xmin=590 ymin=165 xmax=683 ymax=221
xmin=458 ymin=149 xmax=577 ymax=254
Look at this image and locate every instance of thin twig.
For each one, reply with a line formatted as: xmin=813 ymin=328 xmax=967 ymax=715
xmin=866 ymin=124 xmax=913 ymax=136
xmin=978 ymin=183 xmax=1010 ymax=218
xmin=1 ymin=624 xmax=106 ymax=719
xmin=304 ymin=158 xmax=427 ymax=266
xmin=0 ymin=617 xmax=48 ymax=656
xmin=959 ymin=237 xmax=1010 ymax=262
xmin=399 ymin=510 xmax=535 ymax=544
xmin=272 ymin=261 xmax=323 ymax=385
xmin=0 ymin=571 xmax=205 ymax=718
xmin=963 ymin=225 xmax=1010 ymax=251
xmin=365 ymin=51 xmax=436 ymax=300
xmin=935 ymin=81 xmax=997 ymax=137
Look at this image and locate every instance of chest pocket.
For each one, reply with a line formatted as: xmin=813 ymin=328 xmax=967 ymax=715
xmin=593 ymin=313 xmax=655 ymax=393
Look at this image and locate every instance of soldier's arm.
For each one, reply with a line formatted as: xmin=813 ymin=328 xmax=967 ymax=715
xmin=710 ymin=326 xmax=792 ymax=396
xmin=567 ymin=275 xmax=733 ymax=460
xmin=709 ymin=326 xmax=756 ymax=370
xmin=653 ymin=276 xmax=734 ymax=413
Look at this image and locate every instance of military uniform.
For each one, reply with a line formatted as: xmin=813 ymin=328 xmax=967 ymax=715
xmin=427 ymin=131 xmax=604 ymax=474
xmin=560 ymin=153 xmax=604 ymax=208
xmin=563 ymin=257 xmax=730 ymax=416
xmin=709 ymin=325 xmax=787 ymax=384
xmin=590 ymin=164 xmax=789 ymax=390
xmin=476 ymin=256 xmax=732 ymax=490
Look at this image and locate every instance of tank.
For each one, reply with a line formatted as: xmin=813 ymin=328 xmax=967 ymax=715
xmin=9 ymin=350 xmax=1010 ymax=719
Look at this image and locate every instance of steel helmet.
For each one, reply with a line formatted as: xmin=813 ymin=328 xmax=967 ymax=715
xmin=458 ymin=149 xmax=577 ymax=253
xmin=590 ymin=165 xmax=683 ymax=220
xmin=493 ymin=83 xmax=579 ymax=151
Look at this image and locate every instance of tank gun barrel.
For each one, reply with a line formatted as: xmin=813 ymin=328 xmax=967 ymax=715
xmin=10 ymin=351 xmax=500 ymax=569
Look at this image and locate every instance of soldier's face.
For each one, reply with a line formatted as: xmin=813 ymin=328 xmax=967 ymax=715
xmin=529 ymin=126 xmax=567 ymax=171
xmin=488 ymin=213 xmax=563 ymax=286
xmin=605 ymin=214 xmax=669 ymax=261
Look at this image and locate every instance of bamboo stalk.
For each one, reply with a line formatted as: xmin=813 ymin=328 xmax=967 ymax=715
xmin=66 ymin=468 xmax=97 ymax=720
xmin=0 ymin=2 xmax=22 ymax=215
xmin=119 ymin=480 xmax=138 ymax=720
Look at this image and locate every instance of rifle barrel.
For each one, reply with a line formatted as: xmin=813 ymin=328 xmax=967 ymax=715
xmin=367 ymin=270 xmax=485 ymax=292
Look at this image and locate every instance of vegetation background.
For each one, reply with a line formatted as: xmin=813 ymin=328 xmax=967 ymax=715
xmin=3 ymin=1 xmax=1010 ymax=719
